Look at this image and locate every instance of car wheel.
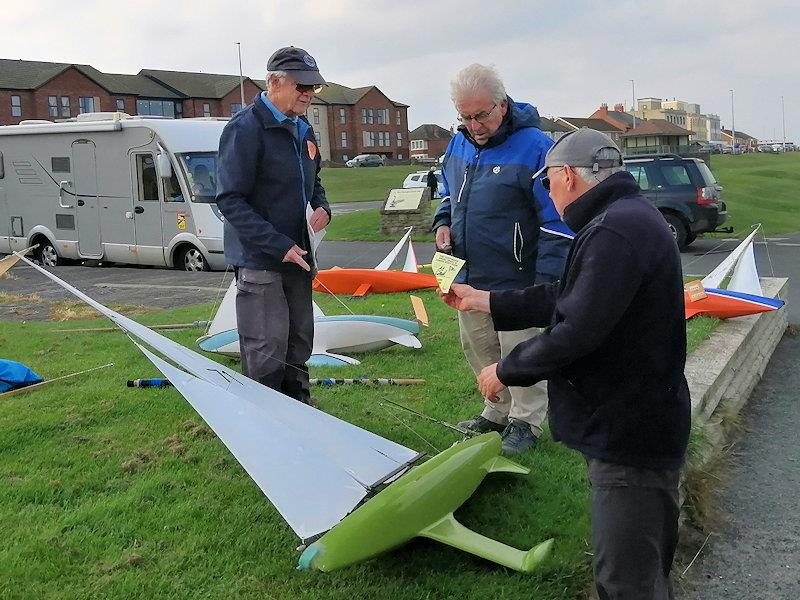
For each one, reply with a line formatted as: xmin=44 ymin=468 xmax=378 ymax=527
xmin=685 ymin=232 xmax=697 ymax=246
xmin=36 ymin=240 xmax=65 ymax=267
xmin=662 ymin=213 xmax=689 ymax=250
xmin=177 ymin=245 xmax=210 ymax=272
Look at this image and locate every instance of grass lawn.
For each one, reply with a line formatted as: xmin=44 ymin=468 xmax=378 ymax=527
xmin=0 ymin=287 xmax=715 ymax=599
xmin=320 ymin=165 xmax=422 ymax=203
xmin=707 ymin=152 xmax=800 ymax=236
xmin=325 ymin=207 xmax=435 ymax=242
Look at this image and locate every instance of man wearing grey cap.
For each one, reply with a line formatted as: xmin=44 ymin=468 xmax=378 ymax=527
xmin=215 ymin=46 xmax=331 ymax=405
xmin=441 ymin=128 xmax=690 ymax=598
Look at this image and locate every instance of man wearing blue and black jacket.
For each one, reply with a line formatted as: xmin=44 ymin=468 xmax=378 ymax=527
xmin=216 ymin=47 xmax=331 ymax=405
xmin=432 ymin=63 xmax=573 ymax=454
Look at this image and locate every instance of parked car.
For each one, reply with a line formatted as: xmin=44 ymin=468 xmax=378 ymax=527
xmin=623 ymin=154 xmax=728 ymax=250
xmin=346 ymin=154 xmax=385 ymax=167
xmin=402 ymin=169 xmax=445 ymax=198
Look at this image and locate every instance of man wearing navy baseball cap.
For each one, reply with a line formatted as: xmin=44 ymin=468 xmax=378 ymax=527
xmin=215 ymin=46 xmax=331 ymax=405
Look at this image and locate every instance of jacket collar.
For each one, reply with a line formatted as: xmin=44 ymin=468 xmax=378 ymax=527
xmin=562 ymin=171 xmax=640 ymax=232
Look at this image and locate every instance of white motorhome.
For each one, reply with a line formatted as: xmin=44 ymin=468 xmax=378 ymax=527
xmin=0 ymin=113 xmax=228 ymax=270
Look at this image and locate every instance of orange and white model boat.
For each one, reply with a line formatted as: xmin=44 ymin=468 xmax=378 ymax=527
xmin=313 ymin=228 xmax=438 ymax=296
xmin=684 ymin=227 xmax=784 ymax=320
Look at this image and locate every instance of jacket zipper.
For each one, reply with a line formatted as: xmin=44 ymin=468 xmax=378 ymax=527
xmin=459 ymin=149 xmax=480 ymax=281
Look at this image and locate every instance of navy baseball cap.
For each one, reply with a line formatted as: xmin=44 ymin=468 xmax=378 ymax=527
xmin=267 ymin=46 xmax=326 ymax=86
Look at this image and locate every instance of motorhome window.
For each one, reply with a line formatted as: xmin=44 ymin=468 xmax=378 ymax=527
xmin=51 ymin=157 xmax=70 ymax=173
xmin=136 ymin=155 xmax=160 ymax=201
xmin=11 ymin=96 xmax=21 ymax=117
xmin=163 ymin=170 xmax=184 ymax=203
xmin=79 ymin=97 xmax=95 ymax=114
xmin=61 ymin=97 xmax=70 ymax=117
xmin=48 ymin=96 xmax=58 ymax=117
xmin=177 ymin=152 xmax=217 ymax=203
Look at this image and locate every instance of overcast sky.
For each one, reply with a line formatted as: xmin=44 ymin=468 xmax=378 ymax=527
xmin=2 ymin=1 xmax=797 ymax=141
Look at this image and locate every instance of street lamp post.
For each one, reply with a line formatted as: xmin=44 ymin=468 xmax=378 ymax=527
xmin=730 ymin=89 xmax=736 ymax=155
xmin=781 ymin=95 xmax=786 ymax=151
xmin=630 ymin=79 xmax=636 ymax=129
xmin=236 ymin=42 xmax=245 ymax=107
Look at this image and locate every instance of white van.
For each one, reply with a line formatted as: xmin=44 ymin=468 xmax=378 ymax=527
xmin=0 ymin=113 xmax=228 ymax=270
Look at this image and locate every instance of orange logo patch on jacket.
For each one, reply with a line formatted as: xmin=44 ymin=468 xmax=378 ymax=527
xmin=307 ymin=141 xmax=318 ymax=160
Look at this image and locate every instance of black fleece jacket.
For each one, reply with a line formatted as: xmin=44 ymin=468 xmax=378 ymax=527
xmin=491 ymin=171 xmax=690 ymax=470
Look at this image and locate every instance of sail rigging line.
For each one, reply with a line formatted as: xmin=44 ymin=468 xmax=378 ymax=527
xmin=311 ymin=276 xmax=356 ymax=315
xmin=205 ymin=264 xmax=233 ymax=335
xmin=758 ymin=224 xmax=783 ymax=300
xmin=681 ymin=225 xmax=759 ymax=273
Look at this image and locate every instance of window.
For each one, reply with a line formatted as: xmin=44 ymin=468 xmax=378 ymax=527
xmin=339 ymin=108 xmax=346 ymax=124
xmin=367 ymin=108 xmax=373 ymax=124
xmin=61 ymin=97 xmax=70 ymax=118
xmin=135 ymin=154 xmax=160 ymax=201
xmin=116 ymin=98 xmax=125 ymax=112
xmin=376 ymin=108 xmax=388 ymax=124
xmin=79 ymin=97 xmax=95 ymax=114
xmin=48 ymin=96 xmax=58 ymax=117
xmin=230 ymin=103 xmax=243 ymax=114
xmin=313 ymin=107 xmax=319 ymax=124
xmin=397 ymin=153 xmax=403 ymax=160
xmin=137 ymin=99 xmax=176 ymax=118
xmin=625 ymin=165 xmax=651 ymax=190
xmin=176 ymin=152 xmax=218 ymax=203
xmin=361 ymin=108 xmax=367 ymax=124
xmin=0 ymin=152 xmax=4 ymax=179
xmin=342 ymin=154 xmax=349 ymax=161
xmin=363 ymin=131 xmax=375 ymax=147
xmin=51 ymin=157 xmax=70 ymax=173
xmin=341 ymin=131 xmax=347 ymax=148
xmin=661 ymin=164 xmax=692 ymax=186
xmin=383 ymin=132 xmax=390 ymax=147
xmin=396 ymin=110 xmax=401 ymax=125
xmin=397 ymin=132 xmax=403 ymax=146
xmin=203 ymin=103 xmax=211 ymax=117
xmin=11 ymin=95 xmax=21 ymax=117
xmin=162 ymin=169 xmax=184 ymax=202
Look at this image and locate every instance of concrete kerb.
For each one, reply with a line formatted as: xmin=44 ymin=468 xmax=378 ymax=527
xmin=681 ymin=276 xmax=789 ymax=511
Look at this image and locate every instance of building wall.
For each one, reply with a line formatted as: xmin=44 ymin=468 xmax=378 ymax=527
xmin=308 ymin=102 xmax=330 ymax=162
xmin=219 ymin=81 xmax=263 ymax=117
xmin=409 ymin=137 xmax=449 ymax=159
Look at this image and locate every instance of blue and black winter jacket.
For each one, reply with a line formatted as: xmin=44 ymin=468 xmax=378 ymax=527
xmin=216 ymin=95 xmax=330 ymax=271
xmin=432 ymin=97 xmax=573 ymax=290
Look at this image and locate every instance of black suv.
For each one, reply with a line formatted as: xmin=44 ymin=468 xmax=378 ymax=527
xmin=623 ymin=154 xmax=729 ymax=250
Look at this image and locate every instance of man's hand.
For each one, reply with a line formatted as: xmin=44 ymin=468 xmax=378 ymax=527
xmin=439 ymin=283 xmax=491 ymax=313
xmin=478 ymin=363 xmax=506 ymax=401
xmin=283 ymin=245 xmax=311 ymax=271
xmin=435 ymin=226 xmax=452 ymax=253
xmin=309 ymin=207 xmax=330 ymax=233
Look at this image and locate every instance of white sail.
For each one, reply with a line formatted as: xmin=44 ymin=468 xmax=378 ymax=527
xmin=17 ymin=254 xmax=421 ymax=541
xmin=701 ymin=228 xmax=760 ymax=289
xmin=727 ymin=241 xmax=763 ymax=296
xmin=403 ymin=240 xmax=419 ymax=273
xmin=374 ymin=227 xmax=413 ymax=270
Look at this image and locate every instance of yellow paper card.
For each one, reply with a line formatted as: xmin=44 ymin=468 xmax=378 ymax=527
xmin=431 ymin=252 xmax=466 ymax=293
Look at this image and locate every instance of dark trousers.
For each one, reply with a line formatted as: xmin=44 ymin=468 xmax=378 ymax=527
xmin=235 ymin=268 xmax=313 ymax=404
xmin=587 ymin=457 xmax=681 ymax=600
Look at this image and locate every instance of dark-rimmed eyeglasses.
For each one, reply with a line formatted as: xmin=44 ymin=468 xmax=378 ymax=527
xmin=541 ymin=166 xmax=566 ymax=191
xmin=457 ymin=104 xmax=497 ymax=124
xmin=296 ymin=83 xmax=324 ymax=94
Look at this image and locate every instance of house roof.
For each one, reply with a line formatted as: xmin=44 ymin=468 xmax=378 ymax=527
xmin=620 ymin=119 xmax=693 ymax=137
xmin=721 ymin=128 xmax=757 ymax=141
xmin=139 ymin=69 xmax=247 ymax=99
xmin=0 ymin=59 xmax=179 ymax=98
xmin=605 ymin=111 xmax=645 ymax=128
xmin=314 ymin=82 xmax=373 ymax=105
xmin=410 ymin=124 xmax=452 ymax=140
xmin=538 ymin=117 xmax=571 ymax=133
xmin=556 ymin=117 xmax=622 ymax=132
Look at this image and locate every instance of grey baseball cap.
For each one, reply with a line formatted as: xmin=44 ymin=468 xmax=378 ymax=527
xmin=267 ymin=46 xmax=326 ymax=86
xmin=533 ymin=128 xmax=623 ymax=180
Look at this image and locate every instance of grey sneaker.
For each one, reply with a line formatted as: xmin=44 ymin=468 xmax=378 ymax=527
xmin=456 ymin=415 xmax=507 ymax=434
xmin=501 ymin=421 xmax=538 ymax=455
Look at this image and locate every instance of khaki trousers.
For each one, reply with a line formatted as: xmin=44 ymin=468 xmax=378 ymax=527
xmin=458 ymin=310 xmax=548 ymax=436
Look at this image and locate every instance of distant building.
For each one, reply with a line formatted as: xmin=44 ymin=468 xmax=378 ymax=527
xmin=721 ymin=128 xmax=759 ymax=149
xmin=619 ymin=119 xmax=694 ymax=156
xmin=409 ymin=124 xmax=452 ymax=160
xmin=589 ymin=103 xmax=645 ymax=131
xmin=554 ymin=116 xmax=625 ymax=146
xmin=631 ymin=97 xmax=720 ymax=142
xmin=538 ymin=117 xmax=572 ymax=141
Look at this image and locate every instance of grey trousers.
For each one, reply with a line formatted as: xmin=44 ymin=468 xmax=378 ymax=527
xmin=235 ymin=268 xmax=313 ymax=404
xmin=587 ymin=457 xmax=681 ymax=600
xmin=458 ymin=310 xmax=548 ymax=435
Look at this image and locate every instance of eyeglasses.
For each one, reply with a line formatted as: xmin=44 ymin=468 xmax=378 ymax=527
xmin=295 ymin=83 xmax=324 ymax=94
xmin=457 ymin=104 xmax=497 ymax=124
xmin=541 ymin=166 xmax=566 ymax=191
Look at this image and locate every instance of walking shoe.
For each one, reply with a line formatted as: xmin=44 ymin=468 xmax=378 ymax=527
xmin=456 ymin=415 xmax=507 ymax=434
xmin=500 ymin=421 xmax=538 ymax=455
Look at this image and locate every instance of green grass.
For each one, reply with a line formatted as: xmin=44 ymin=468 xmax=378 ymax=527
xmin=321 ymin=165 xmax=422 ymax=203
xmin=0 ymin=291 xmax=713 ymax=599
xmin=326 ymin=207 xmax=436 ymax=242
xmin=708 ymin=152 xmax=800 ymax=236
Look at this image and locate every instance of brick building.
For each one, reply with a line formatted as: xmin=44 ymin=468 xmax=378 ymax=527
xmin=409 ymin=124 xmax=452 ymax=160
xmin=589 ymin=103 xmax=645 ymax=132
xmin=314 ymin=82 xmax=409 ymax=164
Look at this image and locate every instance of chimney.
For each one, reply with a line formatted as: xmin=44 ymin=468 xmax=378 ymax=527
xmin=598 ymin=103 xmax=608 ymax=115
xmin=614 ymin=103 xmax=624 ymax=112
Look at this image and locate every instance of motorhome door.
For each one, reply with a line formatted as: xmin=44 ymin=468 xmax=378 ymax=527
xmin=71 ymin=140 xmax=102 ymax=258
xmin=131 ymin=153 xmax=166 ymax=265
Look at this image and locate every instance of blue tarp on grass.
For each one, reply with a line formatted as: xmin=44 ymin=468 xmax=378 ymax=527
xmin=0 ymin=359 xmax=43 ymax=393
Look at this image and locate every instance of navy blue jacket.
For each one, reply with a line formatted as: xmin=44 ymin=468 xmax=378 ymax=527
xmin=216 ymin=95 xmax=330 ymax=271
xmin=490 ymin=172 xmax=691 ymax=470
xmin=432 ymin=97 xmax=573 ymax=289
